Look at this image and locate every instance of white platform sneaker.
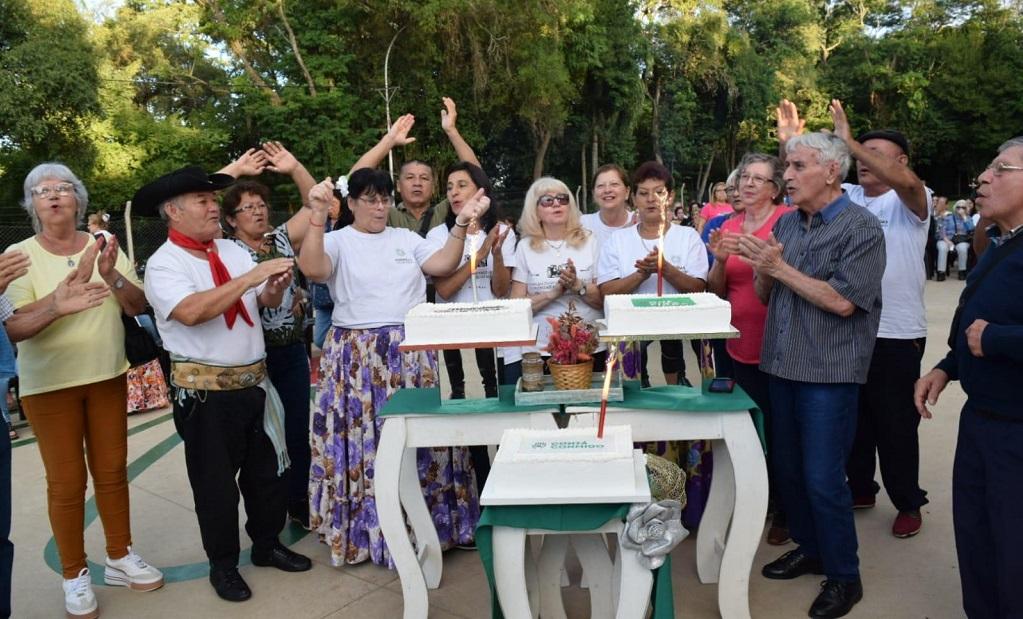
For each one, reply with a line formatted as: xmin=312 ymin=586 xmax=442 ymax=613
xmin=63 ymin=568 xmax=99 ymax=619
xmin=104 ymin=547 xmax=164 ymax=591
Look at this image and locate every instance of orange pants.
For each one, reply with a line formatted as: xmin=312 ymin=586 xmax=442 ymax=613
xmin=21 ymin=375 xmax=132 ymax=578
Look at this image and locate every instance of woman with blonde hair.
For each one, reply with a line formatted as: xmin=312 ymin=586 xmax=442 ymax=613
xmin=507 ymin=177 xmax=605 ymax=384
xmin=87 ymin=210 xmax=113 ymax=242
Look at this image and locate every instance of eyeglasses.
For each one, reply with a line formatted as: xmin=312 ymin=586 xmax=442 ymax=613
xmin=985 ymin=161 xmax=1023 ymax=177
xmin=235 ymin=203 xmax=268 ymax=214
xmin=739 ymin=173 xmax=774 ymax=187
xmin=357 ymin=195 xmax=393 ymax=207
xmin=30 ymin=183 xmax=75 ymax=198
xmin=537 ymin=194 xmax=570 ymax=208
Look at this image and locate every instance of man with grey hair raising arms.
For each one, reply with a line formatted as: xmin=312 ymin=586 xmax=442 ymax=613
xmin=740 ymin=132 xmax=886 ymax=618
xmin=916 ymin=136 xmax=1023 ymax=619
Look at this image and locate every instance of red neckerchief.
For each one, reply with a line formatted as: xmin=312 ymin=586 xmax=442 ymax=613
xmin=167 ymin=228 xmax=254 ymax=329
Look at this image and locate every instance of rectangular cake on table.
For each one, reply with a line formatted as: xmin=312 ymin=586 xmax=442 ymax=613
xmin=480 ymin=425 xmax=649 ymax=505
xmin=603 ymin=292 xmax=732 ymax=336
xmin=403 ymin=298 xmax=533 ymax=346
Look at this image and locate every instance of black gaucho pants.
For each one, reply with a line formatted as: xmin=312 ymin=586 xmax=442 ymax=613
xmin=173 ymin=386 xmax=287 ymax=570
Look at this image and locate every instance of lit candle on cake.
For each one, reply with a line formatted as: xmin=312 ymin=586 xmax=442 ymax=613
xmin=468 ymin=228 xmax=479 ymax=305
xmin=656 ymin=219 xmax=666 ymax=297
xmin=597 ymin=349 xmax=617 ymax=439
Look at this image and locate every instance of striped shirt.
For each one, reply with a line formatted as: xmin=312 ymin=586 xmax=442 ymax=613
xmin=759 ymin=193 xmax=886 ymax=384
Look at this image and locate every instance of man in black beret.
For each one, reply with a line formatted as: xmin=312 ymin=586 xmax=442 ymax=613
xmin=778 ymin=99 xmax=932 ymax=544
xmin=138 ymin=150 xmax=313 ymax=603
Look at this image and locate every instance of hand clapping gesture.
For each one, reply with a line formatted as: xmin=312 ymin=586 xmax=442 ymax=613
xmin=708 ymin=229 xmax=740 ymax=263
xmin=558 ymin=258 xmax=580 ymax=293
xmin=737 ymin=233 xmax=786 ymax=276
xmin=0 ymin=251 xmax=30 ymax=295
xmin=489 ymin=224 xmax=511 ymax=261
xmin=634 ymin=249 xmax=659 ymax=278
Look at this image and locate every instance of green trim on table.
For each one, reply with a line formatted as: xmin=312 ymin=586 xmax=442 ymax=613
xmin=476 ymin=504 xmax=673 ymax=619
xmin=379 ymin=384 xmax=554 ymax=416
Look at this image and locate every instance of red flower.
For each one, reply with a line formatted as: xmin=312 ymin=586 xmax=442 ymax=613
xmin=542 ymin=302 xmax=598 ymax=365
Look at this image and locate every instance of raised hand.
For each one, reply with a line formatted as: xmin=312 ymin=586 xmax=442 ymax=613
xmin=53 ymin=271 xmax=110 ymax=316
xmin=262 ymin=141 xmax=300 ymax=175
xmin=455 ymin=187 xmax=491 ymax=226
xmin=0 ymin=251 xmax=30 ymax=294
xmin=776 ymin=99 xmax=805 ymax=145
xmin=829 ymin=99 xmax=852 ymax=142
xmin=387 ymin=114 xmax=417 ymax=147
xmin=96 ymin=234 xmax=120 ymax=280
xmin=231 ymin=148 xmax=269 ymax=177
xmin=440 ymin=97 xmax=458 ymax=133
xmin=72 ymin=239 xmax=102 ymax=285
xmin=708 ymin=229 xmax=739 ymax=262
xmin=307 ymin=178 xmax=336 ymax=220
xmin=490 ymin=223 xmax=511 ymax=260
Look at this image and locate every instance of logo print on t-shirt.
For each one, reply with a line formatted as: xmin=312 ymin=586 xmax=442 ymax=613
xmin=546 ymin=263 xmax=567 ymax=278
xmin=395 ymin=248 xmax=414 ymax=264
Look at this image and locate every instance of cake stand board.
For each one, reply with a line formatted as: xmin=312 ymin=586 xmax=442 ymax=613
xmin=596 ymin=320 xmax=740 ymax=343
xmin=399 ymin=323 xmax=539 ymax=352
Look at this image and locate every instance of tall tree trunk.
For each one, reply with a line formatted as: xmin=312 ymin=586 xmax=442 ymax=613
xmin=697 ymin=152 xmax=715 ymax=203
xmin=591 ymin=111 xmax=600 ymax=179
xmin=277 ymin=0 xmax=317 ymax=97
xmin=200 ymin=0 xmax=282 ymax=105
xmin=650 ymin=78 xmax=662 ymax=163
xmin=533 ymin=128 xmax=551 ymax=180
xmin=581 ymin=141 xmax=588 ymax=212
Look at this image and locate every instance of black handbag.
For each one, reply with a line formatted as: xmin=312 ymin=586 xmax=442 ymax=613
xmin=122 ymin=312 xmax=161 ymax=367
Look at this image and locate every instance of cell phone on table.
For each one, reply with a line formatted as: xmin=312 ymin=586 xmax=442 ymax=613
xmin=708 ymin=377 xmax=735 ymax=393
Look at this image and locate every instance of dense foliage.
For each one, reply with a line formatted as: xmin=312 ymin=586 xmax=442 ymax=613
xmin=2 ymin=0 xmax=1022 ymax=220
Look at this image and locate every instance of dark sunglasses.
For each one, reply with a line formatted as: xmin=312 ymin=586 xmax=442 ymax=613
xmin=537 ymin=193 xmax=571 ymax=208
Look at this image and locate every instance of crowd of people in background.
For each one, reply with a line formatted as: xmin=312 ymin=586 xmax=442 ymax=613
xmin=0 ymin=95 xmax=1019 ymax=619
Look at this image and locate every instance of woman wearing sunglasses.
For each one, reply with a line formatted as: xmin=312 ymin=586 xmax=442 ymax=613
xmin=507 ymin=178 xmax=605 ymax=384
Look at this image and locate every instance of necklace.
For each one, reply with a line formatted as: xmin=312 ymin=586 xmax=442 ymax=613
xmin=544 ymin=238 xmax=566 ymax=256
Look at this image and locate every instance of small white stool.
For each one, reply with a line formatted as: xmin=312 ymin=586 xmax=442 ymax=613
xmin=492 ymin=518 xmax=654 ymax=619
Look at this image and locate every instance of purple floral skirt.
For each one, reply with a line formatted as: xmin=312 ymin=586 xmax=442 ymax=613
xmin=309 ymin=324 xmax=480 ymax=567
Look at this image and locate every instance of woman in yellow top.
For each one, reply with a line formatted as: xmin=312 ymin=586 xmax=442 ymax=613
xmin=4 ymin=163 xmax=164 ymax=619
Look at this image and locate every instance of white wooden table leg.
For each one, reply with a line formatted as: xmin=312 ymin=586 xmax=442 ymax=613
xmin=525 ymin=538 xmax=541 ymax=619
xmin=571 ymin=533 xmax=615 ymax=619
xmin=377 ymin=419 xmax=428 ymax=619
xmin=614 ymin=541 xmax=653 ymax=619
xmin=493 ymin=527 xmax=532 ymax=619
xmin=536 ymin=534 xmax=570 ymax=619
xmin=398 ymin=446 xmax=442 ymax=588
xmin=717 ymin=415 xmax=768 ymax=619
xmin=696 ymin=437 xmax=735 ymax=584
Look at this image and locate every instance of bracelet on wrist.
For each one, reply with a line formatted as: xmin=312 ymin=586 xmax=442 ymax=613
xmin=454 ymin=220 xmax=469 ymax=228
xmin=449 ymin=230 xmax=466 ymax=241
xmin=309 ymin=219 xmax=326 ymax=228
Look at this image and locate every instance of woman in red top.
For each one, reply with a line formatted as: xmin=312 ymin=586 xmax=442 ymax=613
xmin=697 ymin=182 xmax=733 ymax=233
xmin=707 ymin=152 xmax=792 ymax=545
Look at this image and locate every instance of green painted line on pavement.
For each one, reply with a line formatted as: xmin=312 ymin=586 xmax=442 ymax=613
xmin=13 ymin=411 xmax=175 ymax=449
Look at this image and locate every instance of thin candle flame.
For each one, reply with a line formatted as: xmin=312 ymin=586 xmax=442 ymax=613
xmin=597 ymin=349 xmax=617 ymax=438
xmin=468 ymin=227 xmax=479 ymax=304
xmin=656 ymin=193 xmax=668 ymax=297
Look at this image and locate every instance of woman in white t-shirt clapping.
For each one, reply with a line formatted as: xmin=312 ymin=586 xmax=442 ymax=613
xmin=298 ymin=167 xmax=489 ymax=567
xmin=597 ymin=161 xmax=709 ymax=386
xmin=507 ymin=178 xmax=605 ymax=385
xmin=427 ymin=162 xmax=513 ymax=400
xmin=580 ymin=164 xmax=635 ymax=247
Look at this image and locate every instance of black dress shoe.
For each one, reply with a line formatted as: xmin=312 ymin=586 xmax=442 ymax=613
xmin=809 ymin=578 xmax=863 ymax=618
xmin=251 ymin=542 xmax=313 ymax=572
xmin=209 ymin=567 xmax=252 ymax=602
xmin=762 ymin=549 xmax=824 ymax=580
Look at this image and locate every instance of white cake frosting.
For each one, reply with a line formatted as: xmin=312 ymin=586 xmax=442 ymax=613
xmin=404 ymin=298 xmax=533 ymax=345
xmin=603 ymin=292 xmax=732 ymax=336
xmin=503 ymin=425 xmax=633 ymax=463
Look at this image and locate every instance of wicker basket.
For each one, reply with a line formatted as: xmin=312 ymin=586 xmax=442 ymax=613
xmin=548 ymin=359 xmax=595 ymax=390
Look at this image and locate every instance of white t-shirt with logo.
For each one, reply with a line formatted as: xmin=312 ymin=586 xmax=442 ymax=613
xmin=425 ymin=224 xmax=517 ymax=304
xmin=323 ymin=226 xmax=438 ymax=329
xmin=581 ymin=211 xmax=635 ymax=250
xmin=843 ymin=183 xmax=932 ymax=339
xmin=512 ymin=233 xmax=604 ymax=355
xmin=596 ymin=223 xmax=709 ymax=293
xmin=145 ymin=240 xmax=266 ymax=366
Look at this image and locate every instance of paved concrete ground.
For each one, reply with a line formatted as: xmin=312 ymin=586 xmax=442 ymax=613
xmin=10 ymin=278 xmax=968 ymax=618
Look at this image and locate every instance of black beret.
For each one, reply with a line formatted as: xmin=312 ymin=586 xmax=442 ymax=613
xmin=131 ymin=166 xmax=235 ymax=217
xmin=856 ymin=129 xmax=911 ymax=157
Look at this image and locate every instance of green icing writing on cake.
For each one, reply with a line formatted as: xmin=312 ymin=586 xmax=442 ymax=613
xmin=630 ymin=297 xmax=696 ymax=308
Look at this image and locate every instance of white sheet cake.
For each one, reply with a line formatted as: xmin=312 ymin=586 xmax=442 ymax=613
xmin=603 ymin=292 xmax=731 ymax=336
xmin=403 ymin=298 xmax=533 ymax=345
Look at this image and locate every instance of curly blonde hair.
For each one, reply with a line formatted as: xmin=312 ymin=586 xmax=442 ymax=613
xmin=519 ymin=177 xmax=590 ymax=251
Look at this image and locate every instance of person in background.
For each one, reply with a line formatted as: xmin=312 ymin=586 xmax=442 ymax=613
xmin=0 ymin=250 xmax=29 ymax=619
xmin=707 ymin=153 xmax=792 ymax=545
xmin=939 ymin=200 xmax=975 ymax=280
xmin=298 ymin=168 xmax=486 ymax=566
xmin=672 ymin=203 xmax=686 ymax=225
xmin=697 ymin=181 xmax=732 ymax=233
xmin=701 ymin=169 xmax=741 ymax=267
xmin=508 ymin=178 xmax=605 ymax=384
xmin=580 ymin=163 xmax=634 ymax=247
xmin=87 ymin=211 xmax=114 ymax=242
xmin=310 ymin=186 xmax=349 ymax=350
xmin=915 ymin=136 xmax=1023 ymax=619
xmin=746 ymin=132 xmax=885 ymax=619
xmin=5 ymin=163 xmax=164 ymax=618
xmin=221 ymin=141 xmax=318 ymax=528
xmin=932 ymin=197 xmax=951 ymax=280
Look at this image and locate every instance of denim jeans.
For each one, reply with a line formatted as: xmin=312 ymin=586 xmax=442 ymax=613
xmin=0 ymin=328 xmax=14 ymax=425
xmin=312 ymin=308 xmax=332 ymax=350
xmin=266 ymin=342 xmax=312 ymax=509
xmin=0 ymin=423 xmax=11 ymax=617
xmin=769 ymin=376 xmax=860 ymax=581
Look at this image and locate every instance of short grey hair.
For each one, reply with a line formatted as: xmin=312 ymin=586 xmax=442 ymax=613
xmin=157 ymin=197 xmax=180 ymax=223
xmin=785 ymin=132 xmax=852 ymax=180
xmin=20 ymin=162 xmax=89 ymax=233
xmin=998 ymin=136 xmax=1023 ymax=154
xmin=725 ymin=167 xmax=740 ymax=190
xmin=739 ymin=152 xmax=786 ymax=204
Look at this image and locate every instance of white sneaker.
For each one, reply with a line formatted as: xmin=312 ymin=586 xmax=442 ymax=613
xmin=63 ymin=568 xmax=99 ymax=619
xmin=104 ymin=547 xmax=164 ymax=591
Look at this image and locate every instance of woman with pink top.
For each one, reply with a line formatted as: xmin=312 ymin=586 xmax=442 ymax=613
xmin=706 ymin=152 xmax=792 ymax=545
xmin=697 ymin=182 xmax=733 ymax=233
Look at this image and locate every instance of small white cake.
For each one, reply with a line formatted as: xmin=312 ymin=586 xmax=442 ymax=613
xmin=603 ymin=292 xmax=732 ymax=336
xmin=481 ymin=426 xmax=647 ymax=505
xmin=403 ymin=298 xmax=533 ymax=345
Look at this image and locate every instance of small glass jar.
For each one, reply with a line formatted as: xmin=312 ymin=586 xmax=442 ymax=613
xmin=521 ymin=352 xmax=545 ymax=392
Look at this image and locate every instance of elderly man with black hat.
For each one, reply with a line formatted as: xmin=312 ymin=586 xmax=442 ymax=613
xmin=778 ymin=99 xmax=933 ymax=540
xmin=135 ymin=156 xmax=312 ymax=603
